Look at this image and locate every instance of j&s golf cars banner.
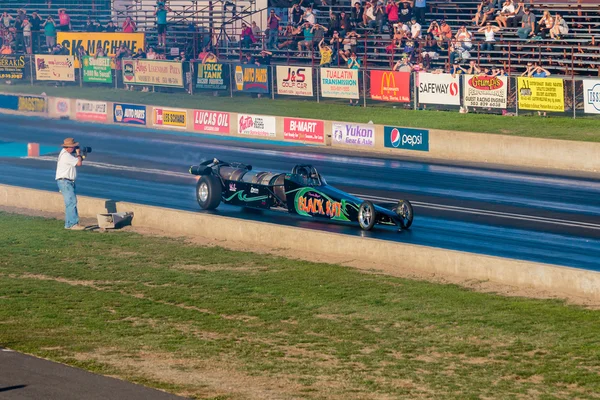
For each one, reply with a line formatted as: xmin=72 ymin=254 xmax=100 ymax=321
xmin=122 ymin=59 xmax=184 ymax=88
xmin=463 ymin=75 xmax=507 ymax=109
xmin=276 ymin=66 xmax=314 ymax=97
xmin=234 ymin=64 xmax=269 ymax=93
xmin=34 ymin=55 xmax=75 ymax=82
xmin=417 ymin=72 xmax=460 ymax=105
xmin=321 ymin=68 xmax=359 ymax=99
xmin=370 ymin=70 xmax=410 ymax=103
xmin=57 ymin=32 xmax=145 ymax=68
xmin=517 ymin=77 xmax=564 ymax=112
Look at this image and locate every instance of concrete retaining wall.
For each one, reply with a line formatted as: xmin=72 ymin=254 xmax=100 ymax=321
xmin=1 ymin=183 xmax=598 ymax=301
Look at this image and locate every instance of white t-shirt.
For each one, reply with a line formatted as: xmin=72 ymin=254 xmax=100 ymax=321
xmin=55 ymin=149 xmax=79 ymax=181
xmin=484 ymin=29 xmax=496 ymax=41
xmin=411 ymin=22 xmax=422 ymax=39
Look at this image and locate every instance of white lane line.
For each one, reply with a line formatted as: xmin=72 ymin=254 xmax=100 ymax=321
xmin=28 ymin=156 xmax=600 ymax=230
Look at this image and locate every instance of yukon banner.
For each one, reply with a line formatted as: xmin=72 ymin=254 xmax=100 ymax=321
xmin=234 ymin=64 xmax=269 ymax=93
xmin=582 ymin=80 xmax=600 ymax=114
xmin=113 ymin=103 xmax=146 ymax=125
xmin=417 ymin=72 xmax=460 ymax=105
xmin=82 ymin=56 xmax=112 ymax=83
xmin=196 ymin=63 xmax=229 ymax=90
xmin=517 ymin=77 xmax=564 ymax=112
xmin=320 ymin=68 xmax=359 ymax=99
xmin=463 ymin=74 xmax=507 ymax=109
xmin=332 ymin=122 xmax=375 ymax=147
xmin=154 ymin=108 xmax=187 ymax=129
xmin=76 ymin=100 xmax=108 ymax=122
xmin=0 ymin=55 xmax=27 ymax=80
xmin=384 ymin=126 xmax=429 ymax=152
xmin=370 ymin=70 xmax=410 ymax=103
xmin=57 ymin=32 xmax=145 ymax=67
xmin=276 ymin=66 xmax=314 ymax=97
xmin=122 ymin=59 xmax=184 ymax=88
xmin=283 ymin=118 xmax=324 ymax=143
xmin=237 ymin=114 xmax=276 ymax=137
xmin=193 ymin=110 xmax=231 ymax=134
xmin=34 ymin=55 xmax=75 ymax=81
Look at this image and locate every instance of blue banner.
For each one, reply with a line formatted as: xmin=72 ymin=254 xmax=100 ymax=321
xmin=113 ymin=103 xmax=146 ymax=125
xmin=234 ymin=64 xmax=269 ymax=94
xmin=0 ymin=94 xmax=19 ymax=111
xmin=384 ymin=126 xmax=429 ymax=152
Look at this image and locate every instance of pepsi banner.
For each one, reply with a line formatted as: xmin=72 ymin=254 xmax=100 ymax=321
xmin=276 ymin=66 xmax=313 ymax=97
xmin=417 ymin=72 xmax=460 ymax=105
xmin=234 ymin=64 xmax=269 ymax=93
xmin=113 ymin=103 xmax=146 ymax=125
xmin=384 ymin=126 xmax=429 ymax=152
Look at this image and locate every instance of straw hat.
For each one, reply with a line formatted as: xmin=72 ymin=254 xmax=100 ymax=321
xmin=61 ymin=138 xmax=79 ymax=147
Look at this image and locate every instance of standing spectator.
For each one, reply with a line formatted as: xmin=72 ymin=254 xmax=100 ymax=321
xmin=398 ymin=1 xmax=412 ymax=25
xmin=92 ymin=19 xmax=103 ymax=32
xmin=478 ymin=22 xmax=500 ymax=52
xmin=517 ymin=7 xmax=535 ymax=39
xmin=1 ymin=12 xmax=14 ymax=30
xmin=319 ymin=38 xmax=333 ymax=67
xmin=30 ymin=12 xmax=42 ymax=53
xmin=14 ymin=9 xmax=25 ymax=53
xmin=85 ymin=17 xmax=95 ymax=32
xmin=413 ymin=0 xmax=427 ymax=25
xmin=123 ymin=16 xmax=136 ymax=33
xmin=311 ymin=23 xmax=326 ymax=50
xmin=550 ymin=14 xmax=568 ymax=40
xmin=22 ymin=17 xmax=32 ymax=54
xmin=495 ymin=0 xmax=515 ymax=28
xmin=278 ymin=25 xmax=300 ymax=50
xmin=297 ymin=22 xmax=314 ymax=54
xmin=132 ymin=47 xmax=146 ymax=59
xmin=374 ymin=1 xmax=387 ymax=34
xmin=338 ymin=51 xmax=360 ymax=105
xmin=386 ymin=0 xmax=399 ymax=32
xmin=343 ymin=30 xmax=360 ymax=54
xmin=290 ymin=4 xmax=303 ymax=27
xmin=509 ymin=0 xmax=525 ymax=28
xmin=94 ymin=46 xmax=106 ymax=57
xmin=154 ymin=1 xmax=172 ymax=47
xmin=267 ymin=10 xmax=280 ymax=49
xmin=146 ymin=46 xmax=157 ymax=59
xmin=43 ymin=15 xmax=56 ymax=50
xmin=329 ymin=30 xmax=343 ymax=53
xmin=303 ymin=6 xmax=316 ymax=25
xmin=58 ymin=9 xmax=71 ymax=32
xmin=240 ymin=22 xmax=256 ymax=48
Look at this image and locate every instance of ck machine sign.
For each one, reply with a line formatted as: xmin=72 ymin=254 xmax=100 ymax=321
xmin=417 ymin=72 xmax=460 ymax=105
xmin=384 ymin=127 xmax=429 ymax=152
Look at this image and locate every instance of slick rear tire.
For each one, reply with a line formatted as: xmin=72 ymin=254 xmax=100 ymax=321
xmin=358 ymin=201 xmax=376 ymax=231
xmin=196 ymin=175 xmax=222 ymax=210
xmin=396 ymin=199 xmax=414 ymax=229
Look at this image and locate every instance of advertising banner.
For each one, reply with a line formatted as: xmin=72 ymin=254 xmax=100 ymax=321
xmin=153 ymin=107 xmax=187 ymax=129
xmin=370 ymin=70 xmax=410 ymax=103
xmin=0 ymin=94 xmax=19 ymax=110
xmin=283 ymin=118 xmax=324 ymax=143
xmin=17 ymin=95 xmax=46 ymax=113
xmin=237 ymin=114 xmax=276 ymax=137
xmin=320 ymin=68 xmax=359 ymax=99
xmin=57 ymin=32 xmax=145 ymax=68
xmin=384 ymin=126 xmax=429 ymax=152
xmin=332 ymin=122 xmax=375 ymax=147
xmin=276 ymin=66 xmax=314 ymax=97
xmin=583 ymin=79 xmax=600 ymax=114
xmin=463 ymin=74 xmax=507 ymax=109
xmin=82 ymin=56 xmax=112 ymax=83
xmin=76 ymin=100 xmax=108 ymax=122
xmin=34 ymin=55 xmax=75 ymax=81
xmin=113 ymin=103 xmax=146 ymax=125
xmin=122 ymin=59 xmax=183 ymax=87
xmin=196 ymin=62 xmax=229 ymax=90
xmin=234 ymin=64 xmax=269 ymax=93
xmin=53 ymin=98 xmax=71 ymax=117
xmin=0 ymin=55 xmax=27 ymax=80
xmin=417 ymin=73 xmax=460 ymax=105
xmin=517 ymin=77 xmax=564 ymax=112
xmin=193 ymin=110 xmax=230 ymax=134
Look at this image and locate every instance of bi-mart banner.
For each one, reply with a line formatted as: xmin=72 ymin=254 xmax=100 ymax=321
xmin=34 ymin=55 xmax=75 ymax=81
xmin=370 ymin=70 xmax=410 ymax=103
xmin=517 ymin=77 xmax=564 ymax=112
xmin=82 ymin=56 xmax=112 ymax=83
xmin=122 ymin=59 xmax=184 ymax=88
xmin=320 ymin=68 xmax=359 ymax=99
xmin=57 ymin=32 xmax=145 ymax=68
xmin=276 ymin=66 xmax=313 ymax=97
xmin=234 ymin=64 xmax=269 ymax=93
xmin=0 ymin=55 xmax=27 ymax=80
xmin=463 ymin=74 xmax=507 ymax=109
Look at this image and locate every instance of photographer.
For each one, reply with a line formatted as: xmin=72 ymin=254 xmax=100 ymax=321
xmin=55 ymin=138 xmax=88 ymax=230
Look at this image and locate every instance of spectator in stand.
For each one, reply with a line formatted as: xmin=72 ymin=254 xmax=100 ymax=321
xmin=339 ymin=51 xmax=360 ymax=105
xmin=105 ymin=21 xmax=117 ymax=32
xmin=398 ymin=1 xmax=412 ymax=26
xmin=517 ymin=7 xmax=535 ymax=39
xmin=255 ymin=49 xmax=272 ymax=66
xmin=455 ymin=25 xmax=473 ymax=51
xmin=440 ymin=20 xmax=452 ymax=40
xmin=303 ymin=6 xmax=316 ymax=25
xmin=94 ymin=46 xmax=106 ymax=57
xmin=85 ymin=17 xmax=95 ymax=32
xmin=374 ymin=1 xmax=387 ymax=34
xmin=146 ymin=46 xmax=157 ymax=59
xmin=319 ymin=38 xmax=333 ymax=67
xmin=339 ymin=11 xmax=351 ymax=36
xmin=533 ymin=10 xmax=553 ymax=40
xmin=467 ymin=59 xmax=481 ymax=74
xmin=351 ymin=2 xmax=364 ymax=28
xmin=92 ymin=19 xmax=103 ymax=32
xmin=478 ymin=23 xmax=500 ymax=52
xmin=242 ymin=52 xmax=255 ymax=65
xmin=267 ymin=10 xmax=281 ymax=50
xmin=154 ymin=1 xmax=172 ymax=47
xmin=251 ymin=21 xmax=262 ymax=45
xmin=198 ymin=46 xmax=217 ymax=63
xmin=450 ymin=60 xmax=468 ymax=78
xmin=427 ymin=20 xmax=440 ymax=38
xmin=291 ymin=4 xmax=303 ymax=27
xmin=329 ymin=30 xmax=343 ymax=53
xmin=2 ymin=12 xmax=14 ymax=29
xmin=393 ymin=55 xmax=411 ymax=71
xmin=311 ymin=23 xmax=326 ymax=50
xmin=410 ymin=17 xmax=421 ymax=39
xmin=58 ymin=8 xmax=71 ymax=32
xmin=75 ymin=45 xmax=87 ymax=62
xmin=297 ymin=22 xmax=314 ymax=55
xmin=30 ymin=12 xmax=42 ymax=53
xmin=495 ymin=0 xmax=515 ymax=28
xmin=414 ymin=0 xmax=427 ymax=25
xmin=523 ymin=62 xmax=550 ymax=77
xmin=343 ymin=30 xmax=360 ymax=54
xmin=14 ymin=9 xmax=25 ymax=53
xmin=132 ymin=47 xmax=146 ymax=59
xmin=422 ymin=33 xmax=441 ymax=62
xmin=509 ymin=0 xmax=525 ymax=28
xmin=327 ymin=11 xmax=340 ymax=35
xmin=22 ymin=16 xmax=32 ymax=54
xmin=240 ymin=22 xmax=257 ymax=48
xmin=472 ymin=0 xmax=495 ymax=27
xmin=363 ymin=2 xmax=377 ymax=31
xmin=550 ymin=14 xmax=568 ymax=40
xmin=123 ymin=16 xmax=137 ymax=33
xmin=43 ymin=15 xmax=56 ymax=50
xmin=278 ymin=25 xmax=300 ymax=50
xmin=386 ymin=0 xmax=399 ymax=34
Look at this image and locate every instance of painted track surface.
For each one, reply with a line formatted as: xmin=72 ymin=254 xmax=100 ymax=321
xmin=0 ymin=114 xmax=599 ymax=271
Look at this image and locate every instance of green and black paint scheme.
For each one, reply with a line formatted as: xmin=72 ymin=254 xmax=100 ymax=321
xmin=189 ymin=158 xmax=413 ymax=231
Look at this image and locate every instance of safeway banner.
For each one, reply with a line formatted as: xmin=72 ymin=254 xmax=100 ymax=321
xmin=283 ymin=118 xmax=324 ymax=143
xmin=582 ymin=80 xmax=600 ymax=114
xmin=57 ymin=32 xmax=145 ymax=68
xmin=370 ymin=70 xmax=410 ymax=103
xmin=234 ymin=64 xmax=269 ymax=93
xmin=34 ymin=55 xmax=75 ymax=82
xmin=463 ymin=74 xmax=507 ymax=109
xmin=517 ymin=77 xmax=564 ymax=112
xmin=193 ymin=110 xmax=231 ymax=134
xmin=320 ymin=68 xmax=359 ymax=99
xmin=276 ymin=66 xmax=313 ymax=97
xmin=237 ymin=114 xmax=276 ymax=137
xmin=417 ymin=72 xmax=460 ymax=105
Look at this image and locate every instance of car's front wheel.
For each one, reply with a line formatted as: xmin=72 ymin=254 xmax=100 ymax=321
xmin=196 ymin=175 xmax=222 ymax=210
xmin=395 ymin=199 xmax=413 ymax=229
xmin=358 ymin=201 xmax=376 ymax=231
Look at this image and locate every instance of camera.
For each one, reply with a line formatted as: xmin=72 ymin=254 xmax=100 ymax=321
xmin=76 ymin=146 xmax=92 ymax=156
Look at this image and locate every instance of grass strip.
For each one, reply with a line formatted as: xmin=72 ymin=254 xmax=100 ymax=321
xmin=1 ymin=211 xmax=599 ymax=399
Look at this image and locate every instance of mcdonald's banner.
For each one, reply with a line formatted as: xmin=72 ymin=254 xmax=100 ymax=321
xmin=122 ymin=59 xmax=184 ymax=88
xmin=34 ymin=55 xmax=75 ymax=81
xmin=0 ymin=55 xmax=27 ymax=80
xmin=276 ymin=66 xmax=314 ymax=97
xmin=320 ymin=68 xmax=359 ymax=99
xmin=57 ymin=32 xmax=145 ymax=68
xmin=463 ymin=74 xmax=507 ymax=109
xmin=233 ymin=64 xmax=269 ymax=93
xmin=370 ymin=71 xmax=410 ymax=103
xmin=517 ymin=77 xmax=564 ymax=112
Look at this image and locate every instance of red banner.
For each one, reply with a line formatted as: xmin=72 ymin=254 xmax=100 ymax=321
xmin=370 ymin=71 xmax=410 ymax=103
xmin=283 ymin=118 xmax=325 ymax=143
xmin=193 ymin=110 xmax=230 ymax=134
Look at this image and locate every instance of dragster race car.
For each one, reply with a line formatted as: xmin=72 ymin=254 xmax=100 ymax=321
xmin=189 ymin=158 xmax=413 ymax=231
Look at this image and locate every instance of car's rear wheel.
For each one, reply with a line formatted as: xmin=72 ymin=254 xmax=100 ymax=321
xmin=358 ymin=201 xmax=376 ymax=231
xmin=196 ymin=175 xmax=222 ymax=210
xmin=395 ymin=200 xmax=413 ymax=229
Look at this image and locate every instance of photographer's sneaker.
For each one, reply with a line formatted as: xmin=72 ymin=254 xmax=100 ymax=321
xmin=68 ymin=224 xmax=86 ymax=231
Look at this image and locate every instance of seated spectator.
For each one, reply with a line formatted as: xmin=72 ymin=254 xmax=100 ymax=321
xmin=455 ymin=25 xmax=473 ymax=50
xmin=339 ymin=11 xmax=351 ymax=36
xmin=427 ymin=20 xmax=440 ymax=38
xmin=255 ymin=49 xmax=272 ymax=66
xmin=522 ymin=62 xmax=550 ymax=77
xmin=146 ymin=47 xmax=157 ymax=59
xmin=240 ymin=23 xmax=256 ymax=48
xmin=343 ymin=30 xmax=360 ymax=54
xmin=509 ymin=0 xmax=525 ymax=28
xmin=290 ymin=4 xmax=303 ymax=27
xmin=105 ymin=21 xmax=117 ymax=32
xmin=327 ymin=11 xmax=340 ymax=34
xmin=495 ymin=0 xmax=515 ymax=28
xmin=351 ymin=2 xmax=364 ymax=28
xmin=279 ymin=25 xmax=302 ymax=50
xmin=318 ymin=38 xmax=333 ymax=67
xmin=532 ymin=10 xmax=553 ymax=39
xmin=385 ymin=30 xmax=404 ymax=54
xmin=297 ymin=22 xmax=314 ymax=54
xmin=363 ymin=2 xmax=377 ymax=30
xmin=329 ymin=30 xmax=343 ymax=52
xmin=550 ymin=14 xmax=568 ymax=40
xmin=251 ymin=21 xmax=262 ymax=41
xmin=472 ymin=0 xmax=495 ymax=27
xmin=478 ymin=23 xmax=500 ymax=51
xmin=517 ymin=7 xmax=535 ymax=39
xmin=398 ymin=1 xmax=412 ymax=25
xmin=467 ymin=60 xmax=481 ymax=74
xmin=409 ymin=17 xmax=421 ymax=39
xmin=85 ymin=17 xmax=95 ymax=32
xmin=123 ymin=16 xmax=136 ymax=33
xmin=440 ymin=20 xmax=452 ymax=40
xmin=2 ymin=12 xmax=14 ymax=29
xmin=422 ymin=33 xmax=441 ymax=60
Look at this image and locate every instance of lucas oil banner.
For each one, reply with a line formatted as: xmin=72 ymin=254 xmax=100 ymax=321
xmin=276 ymin=66 xmax=313 ymax=97
xmin=234 ymin=64 xmax=269 ymax=93
xmin=196 ymin=63 xmax=229 ymax=90
xmin=463 ymin=75 xmax=507 ymax=109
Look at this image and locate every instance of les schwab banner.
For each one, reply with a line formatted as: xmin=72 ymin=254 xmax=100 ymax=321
xmin=34 ymin=55 xmax=75 ymax=81
xmin=276 ymin=66 xmax=313 ymax=97
xmin=517 ymin=77 xmax=564 ymax=112
xmin=463 ymin=74 xmax=507 ymax=109
xmin=57 ymin=32 xmax=145 ymax=68
xmin=370 ymin=71 xmax=410 ymax=103
xmin=320 ymin=68 xmax=359 ymax=99
xmin=122 ymin=59 xmax=184 ymax=88
xmin=154 ymin=107 xmax=187 ymax=129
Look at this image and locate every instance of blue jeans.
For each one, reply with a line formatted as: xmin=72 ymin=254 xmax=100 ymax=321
xmin=57 ymin=179 xmax=79 ymax=228
xmin=268 ymin=28 xmax=278 ymax=49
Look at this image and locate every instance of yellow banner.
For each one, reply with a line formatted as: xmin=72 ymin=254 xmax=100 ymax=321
xmin=153 ymin=107 xmax=187 ymax=128
xmin=57 ymin=32 xmax=145 ymax=68
xmin=34 ymin=55 xmax=75 ymax=81
xmin=122 ymin=59 xmax=183 ymax=88
xmin=517 ymin=77 xmax=564 ymax=112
